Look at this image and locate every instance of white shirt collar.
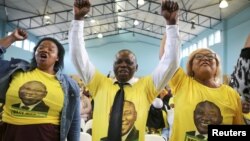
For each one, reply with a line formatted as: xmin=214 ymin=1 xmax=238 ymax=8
xmin=20 ymin=101 xmax=42 ymax=111
xmin=113 ymin=77 xmax=139 ymax=85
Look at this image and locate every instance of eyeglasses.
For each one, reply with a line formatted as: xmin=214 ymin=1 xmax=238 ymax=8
xmin=194 ymin=53 xmax=216 ymax=60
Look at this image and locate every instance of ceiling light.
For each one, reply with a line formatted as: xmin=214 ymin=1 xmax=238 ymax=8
xmin=134 ymin=20 xmax=139 ymax=26
xmin=44 ymin=15 xmax=50 ymax=19
xmin=219 ymin=0 xmax=228 ymax=9
xmin=97 ymin=33 xmax=103 ymax=38
xmin=90 ymin=19 xmax=95 ymax=23
xmin=44 ymin=12 xmax=50 ymax=19
xmin=138 ymin=0 xmax=145 ymax=5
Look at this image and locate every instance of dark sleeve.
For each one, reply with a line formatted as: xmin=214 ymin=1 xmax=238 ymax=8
xmin=229 ymin=48 xmax=250 ymax=98
xmin=146 ymin=105 xmax=165 ymax=129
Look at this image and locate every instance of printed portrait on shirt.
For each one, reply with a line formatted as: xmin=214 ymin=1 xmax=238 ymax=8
xmin=11 ymin=81 xmax=49 ymax=113
xmin=185 ymin=100 xmax=223 ymax=141
xmin=101 ymin=100 xmax=139 ymax=141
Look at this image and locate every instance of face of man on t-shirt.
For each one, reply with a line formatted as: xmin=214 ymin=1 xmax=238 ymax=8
xmin=121 ymin=101 xmax=137 ymax=135
xmin=19 ymin=81 xmax=47 ymax=106
xmin=193 ymin=101 xmax=223 ymax=134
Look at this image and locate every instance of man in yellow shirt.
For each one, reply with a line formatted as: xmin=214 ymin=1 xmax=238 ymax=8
xmin=69 ymin=0 xmax=180 ymax=140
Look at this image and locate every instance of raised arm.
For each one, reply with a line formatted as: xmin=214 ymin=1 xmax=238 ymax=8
xmin=0 ymin=29 xmax=27 ymax=57
xmin=152 ymin=0 xmax=180 ymax=92
xmin=159 ymin=33 xmax=166 ymax=59
xmin=69 ymin=0 xmax=95 ymax=84
xmin=229 ymin=34 xmax=250 ymax=113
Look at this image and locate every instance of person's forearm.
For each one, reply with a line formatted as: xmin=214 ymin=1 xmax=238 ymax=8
xmin=159 ymin=33 xmax=166 ymax=59
xmin=69 ymin=20 xmax=95 ymax=84
xmin=0 ymin=34 xmax=16 ymax=49
xmin=0 ymin=35 xmax=16 ymax=58
xmin=152 ymin=25 xmax=180 ymax=92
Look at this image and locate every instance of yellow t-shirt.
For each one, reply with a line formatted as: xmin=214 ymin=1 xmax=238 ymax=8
xmin=87 ymin=71 xmax=157 ymax=141
xmin=3 ymin=68 xmax=64 ymax=125
xmin=169 ymin=68 xmax=244 ymax=141
xmin=243 ymin=113 xmax=250 ymax=124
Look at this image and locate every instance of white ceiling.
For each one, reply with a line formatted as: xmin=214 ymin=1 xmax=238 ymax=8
xmin=0 ymin=0 xmax=250 ymax=44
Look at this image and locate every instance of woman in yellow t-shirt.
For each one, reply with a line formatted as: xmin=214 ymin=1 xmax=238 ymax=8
xmin=159 ymin=39 xmax=245 ymax=141
xmin=0 ymin=29 xmax=80 ymax=141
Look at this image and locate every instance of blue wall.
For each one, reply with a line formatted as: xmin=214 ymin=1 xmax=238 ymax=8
xmin=64 ymin=33 xmax=161 ymax=77
xmin=181 ymin=6 xmax=250 ymax=76
xmin=181 ymin=22 xmax=224 ymax=71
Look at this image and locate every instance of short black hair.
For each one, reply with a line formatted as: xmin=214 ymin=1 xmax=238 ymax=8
xmin=116 ymin=49 xmax=137 ymax=63
xmin=30 ymin=37 xmax=65 ymax=71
